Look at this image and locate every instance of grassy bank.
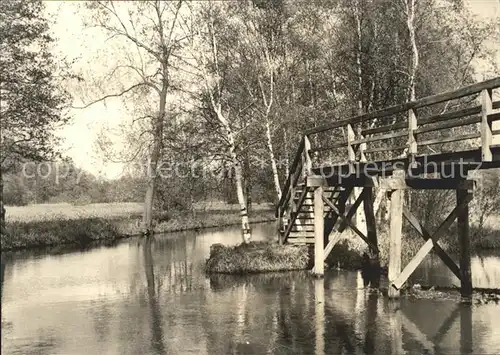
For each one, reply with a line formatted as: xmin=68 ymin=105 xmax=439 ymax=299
xmin=206 ymin=242 xmax=311 ymax=273
xmin=1 ymin=202 xmax=274 ymax=251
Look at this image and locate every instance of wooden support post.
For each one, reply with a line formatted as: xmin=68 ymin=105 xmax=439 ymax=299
xmin=363 ymin=187 xmax=380 ymax=287
xmin=314 ymin=186 xmax=325 ymax=277
xmin=481 ymin=88 xmax=493 ymax=161
xmin=363 ymin=187 xmax=379 ymax=258
xmin=457 ymin=187 xmax=472 ymax=299
xmin=388 ymin=169 xmax=405 ymax=299
xmin=277 ymin=206 xmax=283 ymax=245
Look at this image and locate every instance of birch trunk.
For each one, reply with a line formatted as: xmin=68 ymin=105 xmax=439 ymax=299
xmin=354 ymin=0 xmax=367 ymax=235
xmin=216 ymin=110 xmax=251 ymax=243
xmin=405 ymin=0 xmax=419 ymax=207
xmin=405 ymin=0 xmax=419 ymax=102
xmin=227 ymin=126 xmax=252 ymax=243
xmin=266 ymin=121 xmax=282 ymax=201
xmin=283 ymin=128 xmax=290 ymax=178
xmin=0 ymin=168 xmax=6 ymax=237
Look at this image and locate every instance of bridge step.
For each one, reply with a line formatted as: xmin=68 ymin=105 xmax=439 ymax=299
xmin=287 ymin=238 xmax=315 ymax=244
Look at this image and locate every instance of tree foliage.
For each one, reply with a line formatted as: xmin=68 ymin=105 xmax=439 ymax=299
xmin=0 ymin=0 xmax=69 ymax=172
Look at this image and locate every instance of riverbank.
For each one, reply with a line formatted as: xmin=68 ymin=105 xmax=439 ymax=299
xmin=1 ymin=210 xmax=275 ymax=251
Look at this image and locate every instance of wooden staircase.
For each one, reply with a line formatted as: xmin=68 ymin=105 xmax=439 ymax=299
xmin=281 ymin=185 xmax=353 ymax=245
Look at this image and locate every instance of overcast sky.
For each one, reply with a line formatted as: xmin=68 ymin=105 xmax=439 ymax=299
xmin=46 ymin=0 xmax=500 ymax=179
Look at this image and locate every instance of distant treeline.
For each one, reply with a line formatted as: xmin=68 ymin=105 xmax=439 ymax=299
xmin=2 ymin=158 xmax=275 ymax=209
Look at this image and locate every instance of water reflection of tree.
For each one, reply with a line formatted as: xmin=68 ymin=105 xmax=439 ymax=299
xmin=143 ymin=237 xmax=166 ymax=354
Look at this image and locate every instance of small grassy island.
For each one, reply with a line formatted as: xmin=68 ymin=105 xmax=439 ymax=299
xmin=206 ymin=242 xmax=311 ymax=274
xmin=205 ymin=239 xmax=375 ymax=274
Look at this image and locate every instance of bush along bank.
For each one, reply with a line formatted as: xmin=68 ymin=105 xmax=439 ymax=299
xmin=1 ymin=211 xmax=275 ymax=251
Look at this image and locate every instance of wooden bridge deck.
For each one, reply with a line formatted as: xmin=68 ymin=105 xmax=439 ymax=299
xmin=276 ymin=77 xmax=500 ymax=299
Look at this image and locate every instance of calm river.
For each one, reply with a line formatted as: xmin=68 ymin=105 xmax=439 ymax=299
xmin=1 ymin=222 xmax=500 ymax=354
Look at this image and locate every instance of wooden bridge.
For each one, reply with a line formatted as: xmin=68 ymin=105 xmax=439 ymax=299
xmin=276 ymin=77 xmax=500 ymax=298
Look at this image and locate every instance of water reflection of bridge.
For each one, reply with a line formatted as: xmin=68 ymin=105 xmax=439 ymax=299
xmin=202 ymin=270 xmax=480 ymax=354
xmin=138 ymin=232 xmax=483 ymax=354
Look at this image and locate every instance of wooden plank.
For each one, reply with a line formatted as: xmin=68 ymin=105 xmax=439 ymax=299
xmin=310 ymin=141 xmax=346 ymax=153
xmin=419 ymin=106 xmax=481 ymax=126
xmin=314 ymin=186 xmax=325 ymax=276
xmin=481 ymin=89 xmax=493 ymax=161
xmin=388 ymin=169 xmax=405 ymax=298
xmin=364 ymin=144 xmax=407 ymax=154
xmin=457 ymin=188 xmax=472 ymax=298
xmin=488 ymin=111 xmax=500 ymax=123
xmin=352 ymin=130 xmax=408 ymax=145
xmin=362 ymin=121 xmax=407 ymax=136
xmin=305 ymin=77 xmax=500 ymax=135
xmin=380 ymin=178 xmax=475 ymax=191
xmin=403 ymin=207 xmax=461 ymax=282
xmin=417 ymin=132 xmax=480 ymax=147
xmin=288 ymin=238 xmax=315 ymax=244
xmin=392 ymin=195 xmax=472 ymax=290
xmin=415 ymin=115 xmax=480 ymax=135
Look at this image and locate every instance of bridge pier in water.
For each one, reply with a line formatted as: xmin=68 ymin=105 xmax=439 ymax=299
xmin=385 ymin=169 xmax=474 ymax=299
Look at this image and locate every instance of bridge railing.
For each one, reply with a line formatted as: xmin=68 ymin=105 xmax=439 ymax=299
xmin=305 ymin=77 xmax=500 ymax=167
xmin=275 ymin=136 xmax=313 ymax=221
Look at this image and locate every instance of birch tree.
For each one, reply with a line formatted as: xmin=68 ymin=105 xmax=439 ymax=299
xmin=193 ymin=2 xmax=252 ymax=242
xmin=78 ymin=0 xmax=186 ymax=235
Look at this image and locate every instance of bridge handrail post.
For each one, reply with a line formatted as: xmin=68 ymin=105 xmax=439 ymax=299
xmin=347 ymin=124 xmax=356 ymax=174
xmin=357 ymin=125 xmax=367 ymax=163
xmin=304 ymin=135 xmax=313 ymax=176
xmin=408 ymin=108 xmax=418 ymax=166
xmin=481 ymin=88 xmax=493 ymax=162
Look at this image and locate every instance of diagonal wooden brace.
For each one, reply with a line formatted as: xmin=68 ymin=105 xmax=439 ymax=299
xmin=403 ymin=207 xmax=462 ymax=282
xmin=323 ymin=195 xmax=379 ymax=253
xmin=320 ymin=189 xmax=358 ymax=262
xmin=392 ymin=195 xmax=472 ymax=290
